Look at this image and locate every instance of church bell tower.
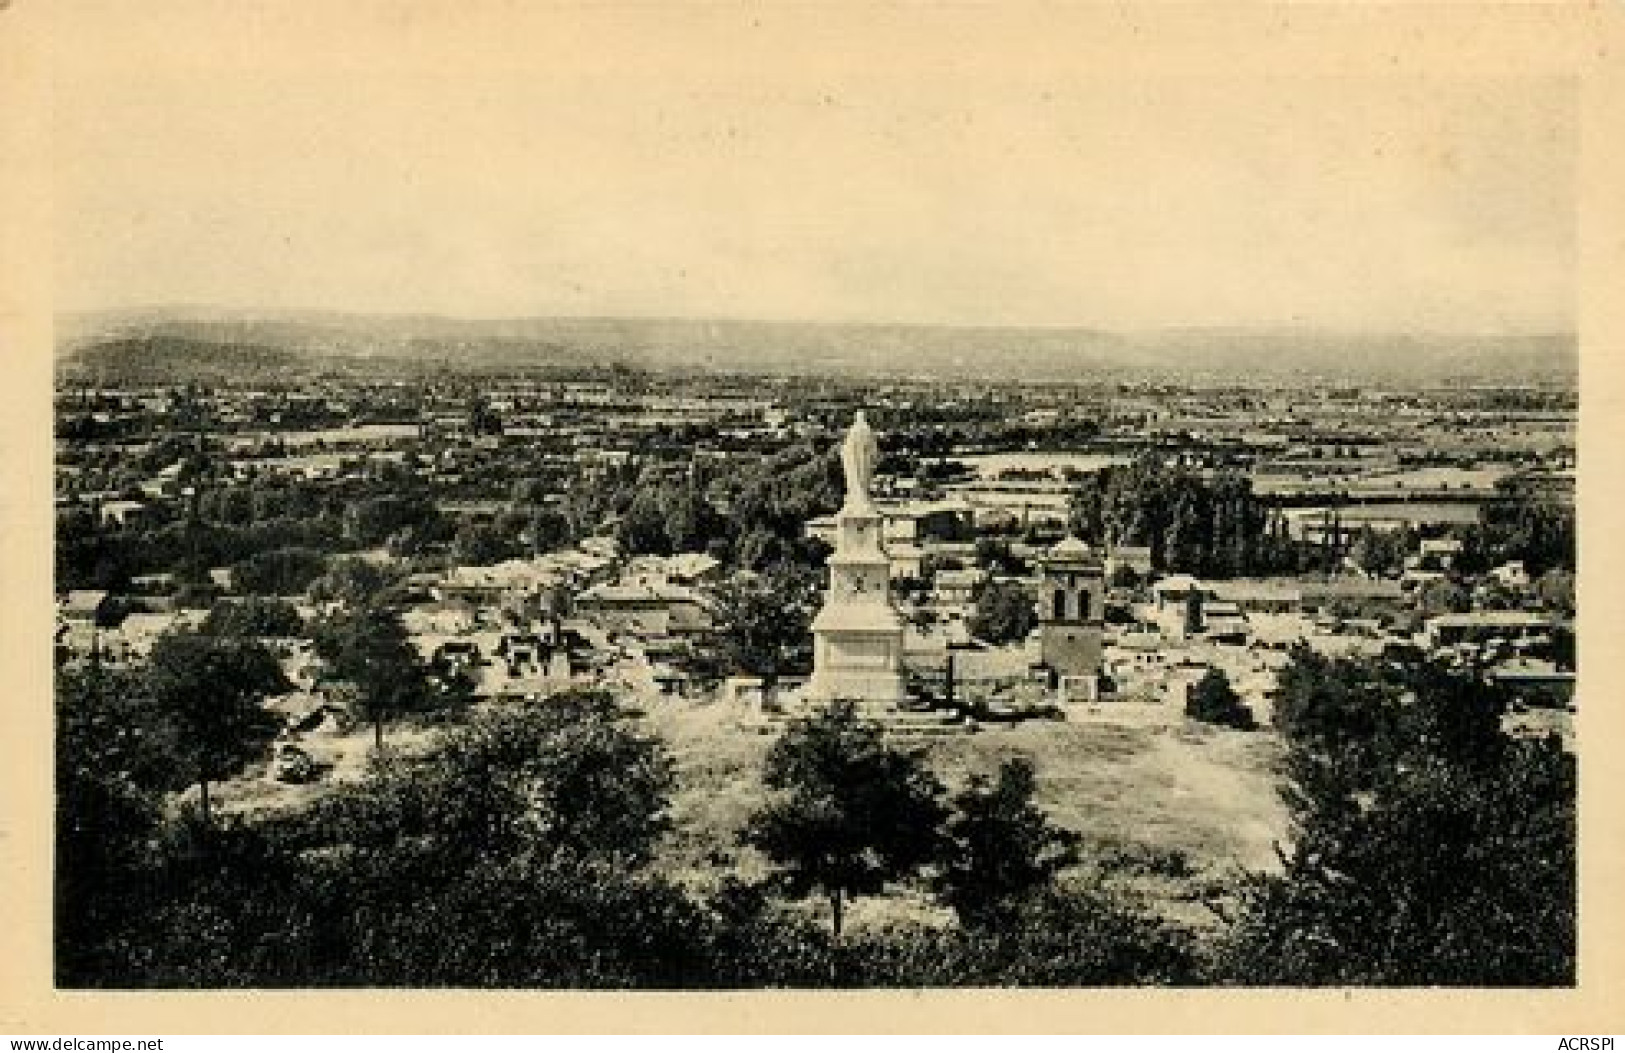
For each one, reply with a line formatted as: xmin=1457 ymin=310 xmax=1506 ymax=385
xmin=1038 ymin=535 xmax=1105 ymax=701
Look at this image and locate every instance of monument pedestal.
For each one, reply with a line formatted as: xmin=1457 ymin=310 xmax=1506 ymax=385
xmin=807 ymin=411 xmax=910 ymax=710
xmin=807 ymin=612 xmax=907 ymax=706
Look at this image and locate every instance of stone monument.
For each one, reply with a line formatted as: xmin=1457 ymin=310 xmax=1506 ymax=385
xmin=807 ymin=411 xmax=907 ymax=706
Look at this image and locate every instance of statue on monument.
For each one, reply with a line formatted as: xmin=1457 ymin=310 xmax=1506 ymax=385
xmin=810 ymin=408 xmax=906 ymax=706
xmin=841 ymin=410 xmax=878 ymax=504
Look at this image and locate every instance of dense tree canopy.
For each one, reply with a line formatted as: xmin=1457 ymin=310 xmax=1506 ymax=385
xmin=837 ymin=885 xmax=1196 ymax=987
xmin=1349 ymin=525 xmax=1415 ymax=578
xmin=142 ymin=630 xmax=288 ymax=824
xmin=228 ymin=547 xmax=328 ymax=597
xmin=310 ymin=604 xmax=436 ymax=749
xmin=1458 ymin=495 xmax=1576 ymax=576
xmin=56 ymin=647 xmax=1572 ymax=989
xmin=1220 ymin=648 xmax=1572 ymax=985
xmin=301 ymin=690 xmax=673 ymax=868
xmin=744 ymin=702 xmax=949 ymax=939
xmin=1271 ymin=646 xmax=1507 ymax=782
xmin=1185 ymin=668 xmax=1256 ymax=731
xmin=1069 ymin=455 xmax=1300 ymax=577
xmin=968 ymin=580 xmax=1036 ymax=645
xmin=934 ymin=758 xmax=1080 ymax=928
xmin=202 ymin=597 xmax=305 ymax=638
xmin=58 ymin=686 xmax=703 ymax=989
xmin=709 ymin=570 xmax=818 ymax=690
xmin=307 ymin=557 xmax=407 ymax=609
xmin=1221 ymin=732 xmax=1573 ymax=986
xmin=450 ymin=521 xmax=509 ymax=566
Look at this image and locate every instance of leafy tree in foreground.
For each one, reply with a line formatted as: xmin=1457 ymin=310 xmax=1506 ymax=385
xmin=435 ymin=689 xmax=675 ymax=865
xmin=301 ymin=690 xmax=673 ymax=868
xmin=1219 ymin=649 xmax=1572 ymax=986
xmin=310 ymin=604 xmax=433 ymax=751
xmin=1219 ymin=734 xmax=1574 ymax=986
xmin=934 ymin=757 xmax=1080 ymax=928
xmin=843 ymin=886 xmax=1197 ymax=987
xmin=1185 ymin=667 xmax=1256 ymax=731
xmin=55 ymin=667 xmax=169 ymax=984
xmin=276 ymin=688 xmax=689 ymax=986
xmin=142 ymin=630 xmax=287 ymax=825
xmin=59 ymin=685 xmax=695 ymax=989
xmin=58 ymin=665 xmax=180 ymax=792
xmin=1271 ymin=646 xmax=1505 ymax=786
xmin=710 ymin=570 xmax=816 ymax=698
xmin=332 ymin=851 xmax=709 ymax=988
xmin=743 ymin=701 xmax=948 ymax=940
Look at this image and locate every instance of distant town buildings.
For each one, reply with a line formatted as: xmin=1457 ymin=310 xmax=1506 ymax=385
xmin=55 ymin=358 xmax=1577 ymax=748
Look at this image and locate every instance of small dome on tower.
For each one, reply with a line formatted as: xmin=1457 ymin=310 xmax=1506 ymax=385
xmin=1049 ymin=535 xmax=1094 ymax=559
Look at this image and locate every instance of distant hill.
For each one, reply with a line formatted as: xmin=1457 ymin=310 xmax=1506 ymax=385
xmin=56 ymin=308 xmax=1577 ymax=386
xmin=1119 ymin=326 xmax=1577 ymax=385
xmin=62 ymin=335 xmax=308 ymax=386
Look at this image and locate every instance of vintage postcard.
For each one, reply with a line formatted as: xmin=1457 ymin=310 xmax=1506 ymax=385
xmin=3 ymin=0 xmax=1624 ymax=1035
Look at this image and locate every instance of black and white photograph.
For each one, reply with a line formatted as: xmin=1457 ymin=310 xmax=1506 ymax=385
xmin=9 ymin=0 xmax=1624 ymax=1034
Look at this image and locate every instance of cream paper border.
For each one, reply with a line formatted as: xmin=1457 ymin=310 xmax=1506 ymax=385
xmin=3 ymin=1 xmax=1623 ymax=1034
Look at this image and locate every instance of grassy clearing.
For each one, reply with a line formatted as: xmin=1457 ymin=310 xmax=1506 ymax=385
xmin=640 ymin=697 xmax=1290 ymax=927
xmin=213 ymin=690 xmax=1289 ymax=933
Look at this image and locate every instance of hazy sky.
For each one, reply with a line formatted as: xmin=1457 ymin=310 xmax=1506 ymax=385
xmin=51 ymin=4 xmax=1575 ymax=331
